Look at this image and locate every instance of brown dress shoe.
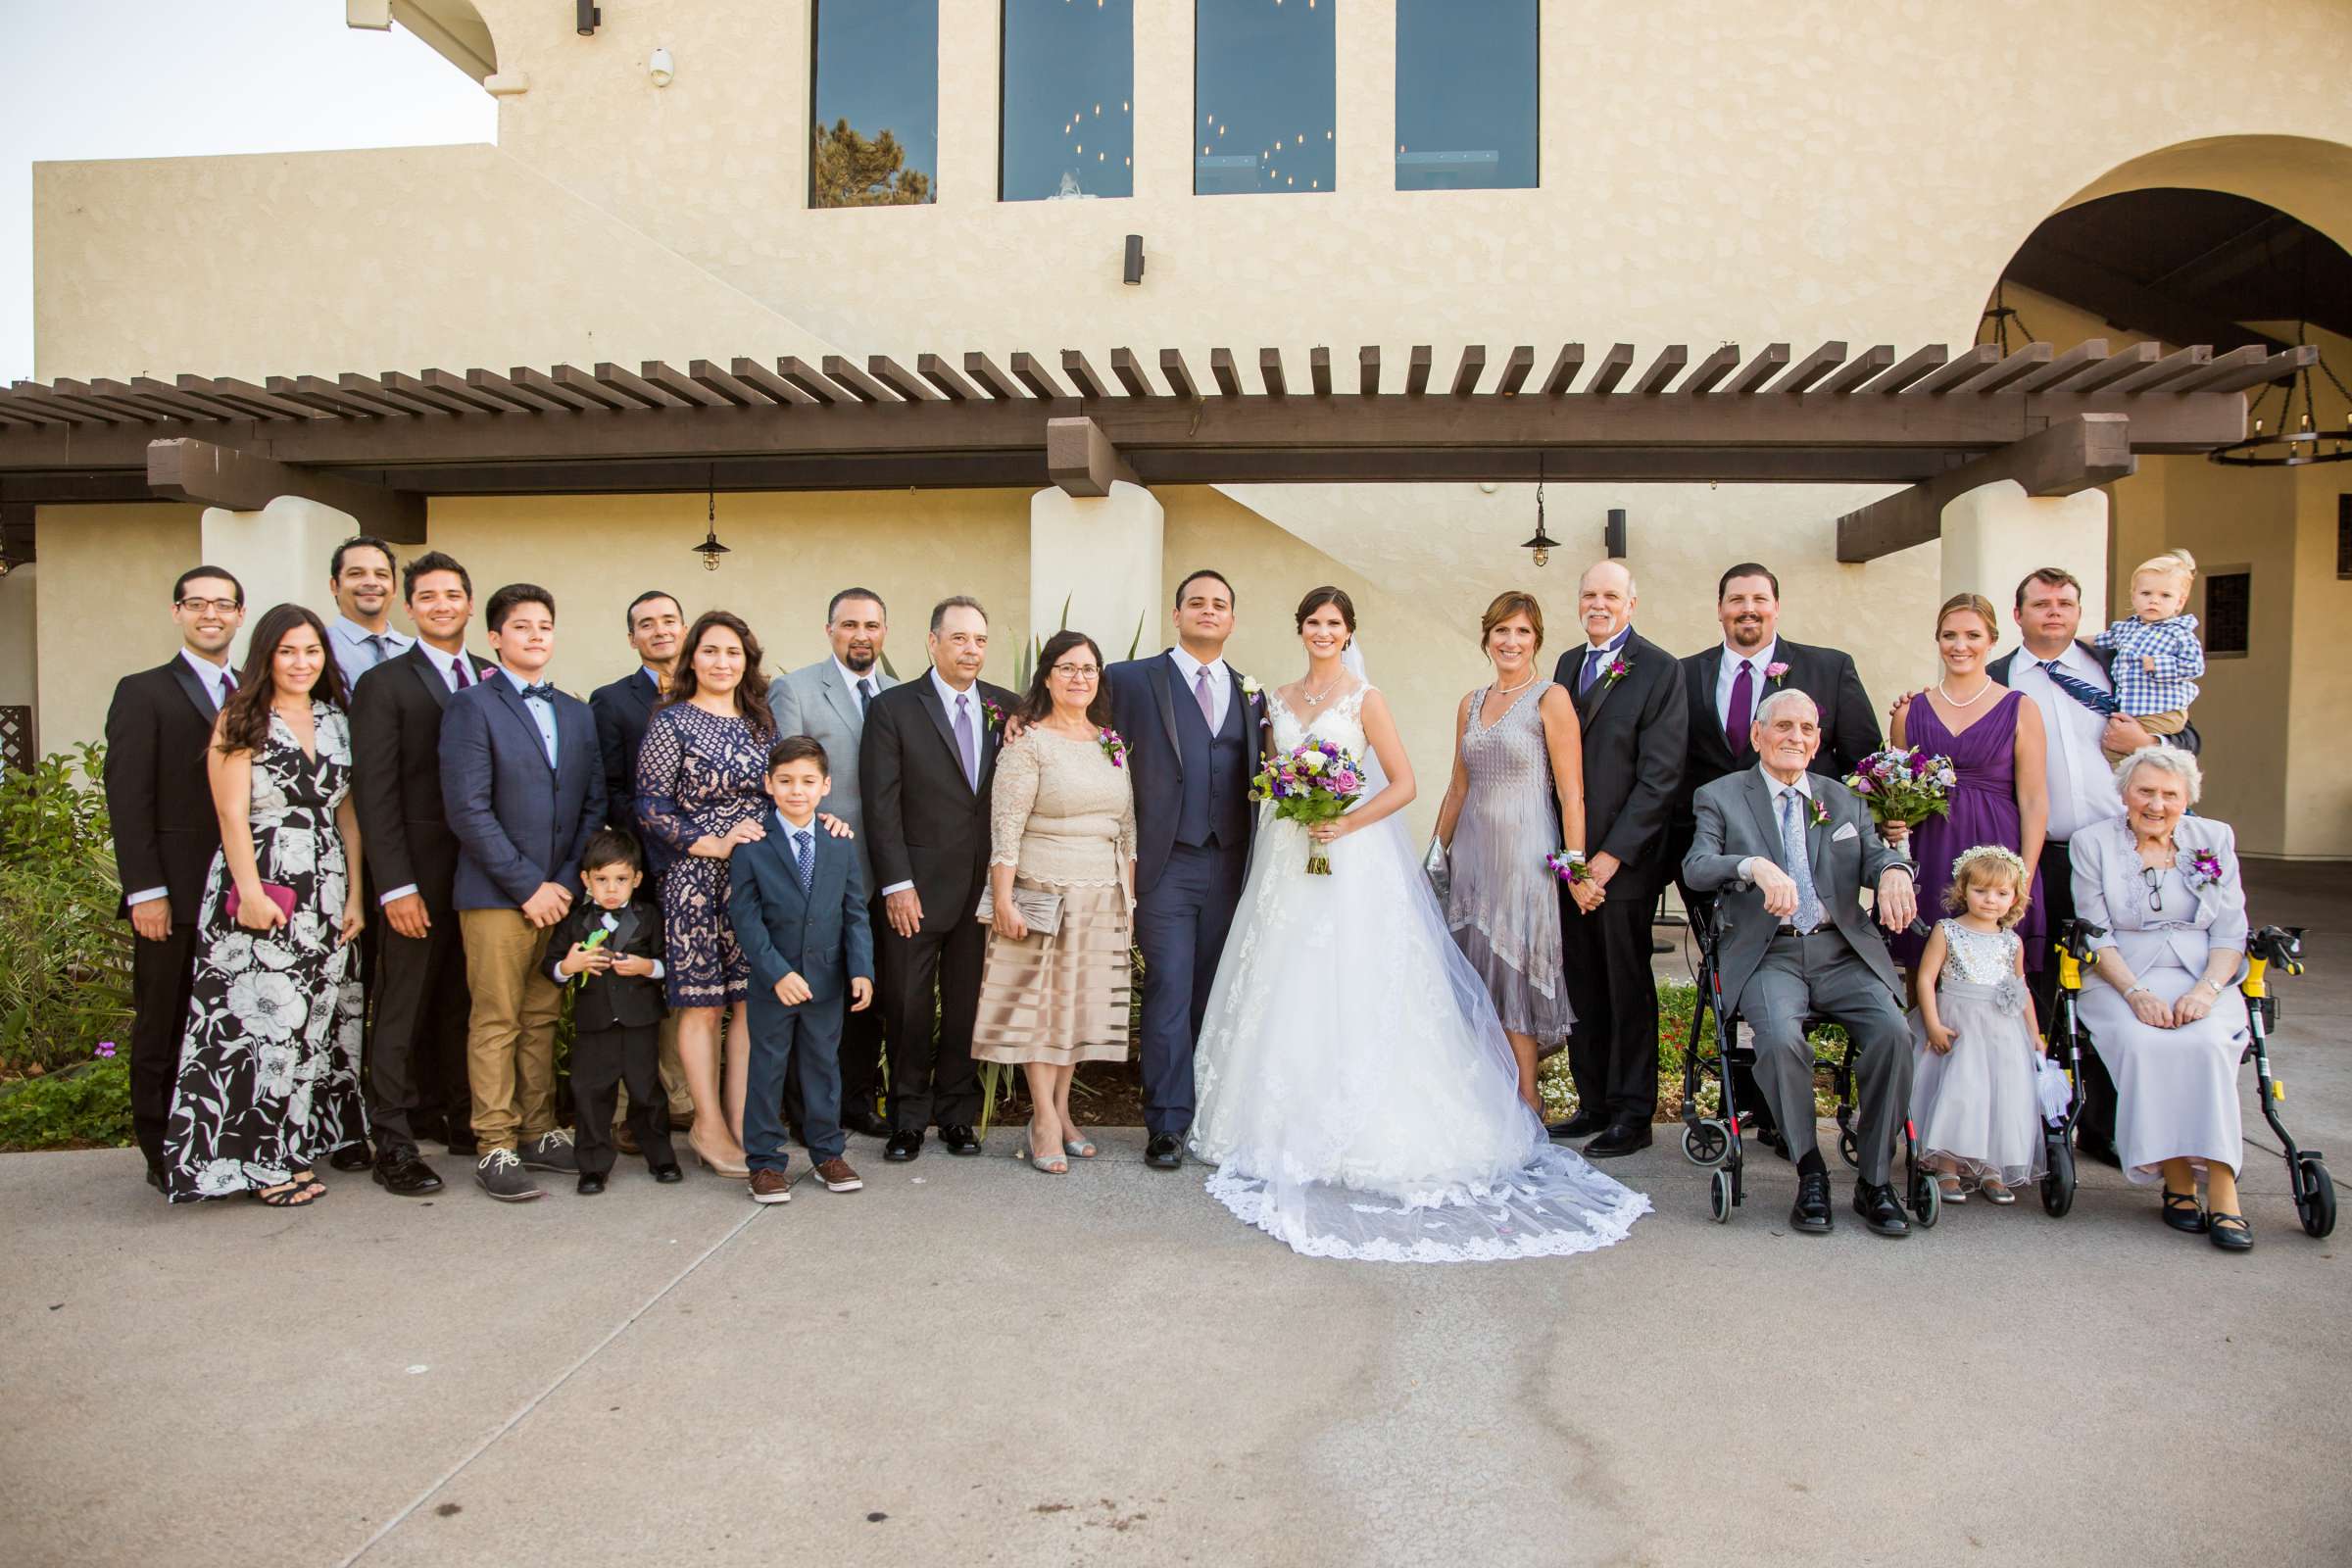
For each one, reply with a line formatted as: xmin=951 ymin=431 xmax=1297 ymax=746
xmin=749 ymin=1168 xmax=792 ymax=1204
xmin=813 ymin=1157 xmax=863 ymax=1193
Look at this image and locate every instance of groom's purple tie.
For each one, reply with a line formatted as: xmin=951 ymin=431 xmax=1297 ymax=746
xmin=1194 ymin=666 xmax=1215 ymax=726
xmin=953 ymin=692 xmax=979 ymax=790
xmin=1726 ymin=658 xmax=1755 ymax=758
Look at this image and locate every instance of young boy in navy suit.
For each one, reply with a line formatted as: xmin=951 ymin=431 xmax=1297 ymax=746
xmin=729 ymin=736 xmax=875 ymax=1204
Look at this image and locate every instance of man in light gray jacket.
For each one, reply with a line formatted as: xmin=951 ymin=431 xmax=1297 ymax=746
xmin=1683 ymin=688 xmax=1920 ymax=1239
xmin=772 ymin=587 xmax=897 ymax=1137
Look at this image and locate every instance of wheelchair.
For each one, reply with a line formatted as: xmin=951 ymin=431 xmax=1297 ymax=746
xmin=2047 ymin=918 xmax=2335 ymax=1239
xmin=1676 ymin=900 xmax=1938 ymax=1228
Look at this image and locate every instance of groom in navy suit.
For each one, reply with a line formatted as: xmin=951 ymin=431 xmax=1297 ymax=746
xmin=441 ymin=583 xmax=607 ymax=1201
xmin=1107 ymin=570 xmax=1263 ymax=1169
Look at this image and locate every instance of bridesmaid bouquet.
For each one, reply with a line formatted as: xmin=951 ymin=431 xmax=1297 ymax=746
xmin=1843 ymin=746 xmax=1957 ymax=827
xmin=1251 ymin=740 xmax=1364 ymax=875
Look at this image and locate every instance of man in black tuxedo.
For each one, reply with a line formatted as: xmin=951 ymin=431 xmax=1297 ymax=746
xmin=1667 ymin=562 xmax=1882 ymax=904
xmin=1107 ymin=570 xmax=1262 ymax=1169
xmin=1549 ymin=561 xmax=1688 ymax=1157
xmin=104 ymin=565 xmax=245 ymax=1191
xmin=588 ymin=589 xmax=694 ymax=1140
xmin=1981 ymin=565 xmax=2201 ymax=1166
xmin=859 ymin=596 xmax=1014 ymax=1162
xmin=350 ymin=551 xmax=499 ymax=1194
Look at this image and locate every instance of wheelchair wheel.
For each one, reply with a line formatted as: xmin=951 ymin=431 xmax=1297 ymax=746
xmin=1683 ymin=1120 xmax=1730 ymax=1167
xmin=2297 ymin=1155 xmax=2336 ymax=1240
xmin=1911 ymin=1172 xmax=1941 ymax=1229
xmin=2041 ymin=1140 xmax=2076 ymax=1219
xmin=1838 ymin=1129 xmax=1860 ymax=1169
xmin=1709 ymin=1167 xmax=1734 ymax=1224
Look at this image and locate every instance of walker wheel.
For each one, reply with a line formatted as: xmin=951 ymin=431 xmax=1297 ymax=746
xmin=2041 ymin=1140 xmax=2077 ymax=1219
xmin=1912 ymin=1173 xmax=1941 ymax=1229
xmin=1709 ymin=1167 xmax=1734 ymax=1223
xmin=1838 ymin=1130 xmax=1860 ymax=1169
xmin=1684 ymin=1120 xmax=1730 ymax=1167
xmin=2297 ymin=1155 xmax=2336 ymax=1240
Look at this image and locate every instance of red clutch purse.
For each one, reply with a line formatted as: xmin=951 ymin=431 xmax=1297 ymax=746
xmin=224 ymin=883 xmax=297 ymax=923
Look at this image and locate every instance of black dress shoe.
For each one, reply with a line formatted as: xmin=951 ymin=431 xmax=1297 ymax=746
xmin=2208 ymin=1211 xmax=2254 ymax=1251
xmin=1546 ymin=1111 xmax=1606 ymax=1141
xmin=372 ymin=1152 xmax=445 ymax=1197
xmin=1788 ymin=1171 xmax=1834 ymax=1234
xmin=884 ymin=1130 xmax=924 ymax=1162
xmin=649 ymin=1162 xmax=684 ymax=1184
xmin=1852 ymin=1181 xmax=1911 ymax=1238
xmin=328 ymin=1142 xmax=373 ymax=1173
xmin=2161 ymin=1190 xmax=2210 ymax=1234
xmin=1145 ymin=1133 xmax=1184 ymax=1170
xmin=576 ymin=1171 xmax=608 ymax=1196
xmin=842 ymin=1107 xmax=895 ymax=1140
xmin=939 ymin=1124 xmax=983 ymax=1156
xmin=1584 ymin=1123 xmax=1653 ymax=1159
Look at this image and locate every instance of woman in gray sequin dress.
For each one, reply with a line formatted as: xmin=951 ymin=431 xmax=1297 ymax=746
xmin=1435 ymin=592 xmax=1586 ymax=1109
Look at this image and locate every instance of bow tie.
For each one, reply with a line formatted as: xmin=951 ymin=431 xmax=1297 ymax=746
xmin=519 ymin=682 xmax=556 ymax=702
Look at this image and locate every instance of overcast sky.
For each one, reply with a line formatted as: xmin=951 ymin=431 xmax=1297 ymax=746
xmin=0 ymin=0 xmax=495 ymax=383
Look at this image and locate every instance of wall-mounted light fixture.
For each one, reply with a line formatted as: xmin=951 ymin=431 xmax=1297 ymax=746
xmin=1520 ymin=463 xmax=1556 ymax=567
xmin=1604 ymin=508 xmax=1628 ymax=560
xmin=576 ymin=1 xmax=601 ymax=37
xmin=649 ymin=46 xmax=675 ymax=86
xmin=1123 ymin=234 xmax=1146 ymax=285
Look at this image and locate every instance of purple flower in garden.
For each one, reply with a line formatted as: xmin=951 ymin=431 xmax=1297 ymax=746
xmin=95 ymin=1041 xmax=117 ymax=1059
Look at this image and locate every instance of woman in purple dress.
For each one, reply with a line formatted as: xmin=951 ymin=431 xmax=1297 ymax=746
xmin=1886 ymin=593 xmax=2049 ymax=974
xmin=636 ymin=610 xmax=775 ymax=1175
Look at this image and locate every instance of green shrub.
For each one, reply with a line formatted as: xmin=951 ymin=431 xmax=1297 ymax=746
xmin=0 ymin=1055 xmax=134 ymax=1151
xmin=0 ymin=746 xmax=133 ymax=1076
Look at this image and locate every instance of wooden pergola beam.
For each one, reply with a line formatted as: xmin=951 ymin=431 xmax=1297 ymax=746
xmin=1837 ymin=414 xmax=2135 ymax=563
xmin=1632 ymin=344 xmax=1689 ymax=395
xmin=147 ymin=435 xmax=424 ymax=541
xmin=1682 ymin=344 xmax=1740 ymax=397
xmin=1724 ymin=343 xmax=1789 ymax=395
xmin=1046 ymin=416 xmax=1136 ymax=497
xmin=1586 ymin=343 xmax=1636 ymax=395
xmin=1493 ymin=345 xmax=1535 ymax=397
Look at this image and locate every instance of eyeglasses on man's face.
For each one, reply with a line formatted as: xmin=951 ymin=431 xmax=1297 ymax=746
xmin=176 ymin=597 xmax=241 ymax=615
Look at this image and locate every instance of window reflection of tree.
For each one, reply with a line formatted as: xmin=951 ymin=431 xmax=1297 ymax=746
xmin=812 ymin=120 xmax=934 ymax=207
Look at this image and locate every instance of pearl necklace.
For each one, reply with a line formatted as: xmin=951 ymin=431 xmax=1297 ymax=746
xmin=1937 ymin=679 xmax=1992 ymax=709
xmin=1490 ymin=671 xmax=1537 ymax=698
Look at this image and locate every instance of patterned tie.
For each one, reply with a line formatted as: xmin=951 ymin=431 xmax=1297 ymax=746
xmin=1778 ymin=788 xmax=1824 ymax=933
xmin=1194 ymin=666 xmax=1216 ymax=725
xmin=2039 ymin=659 xmax=2119 ymax=717
xmin=520 ymin=682 xmax=556 ymax=702
xmin=954 ymin=693 xmax=979 ymax=789
xmin=858 ymin=676 xmax=875 ymax=714
xmin=1726 ymin=659 xmax=1756 ymax=757
xmin=793 ymin=829 xmax=813 ymax=892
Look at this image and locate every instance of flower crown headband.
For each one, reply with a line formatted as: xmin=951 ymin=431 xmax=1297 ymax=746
xmin=1950 ymin=844 xmax=2029 ymax=885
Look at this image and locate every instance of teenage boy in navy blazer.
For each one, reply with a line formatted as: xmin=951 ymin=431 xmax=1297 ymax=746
xmin=441 ymin=583 xmax=607 ymax=1202
xmin=732 ymin=736 xmax=875 ymax=1202
xmin=350 ymin=550 xmax=500 ymax=1193
xmin=104 ymin=565 xmax=246 ymax=1192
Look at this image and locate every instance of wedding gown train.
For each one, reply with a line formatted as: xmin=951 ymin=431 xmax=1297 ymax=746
xmin=1188 ymin=685 xmax=1650 ymax=1262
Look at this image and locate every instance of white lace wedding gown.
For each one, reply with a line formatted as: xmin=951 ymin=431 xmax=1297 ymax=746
xmin=1189 ymin=685 xmax=1651 ymax=1262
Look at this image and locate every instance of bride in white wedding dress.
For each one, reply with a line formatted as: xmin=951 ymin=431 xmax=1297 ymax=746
xmin=1189 ymin=588 xmax=1650 ymax=1262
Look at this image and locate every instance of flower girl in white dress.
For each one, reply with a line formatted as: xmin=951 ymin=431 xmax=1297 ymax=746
xmin=1188 ymin=587 xmax=1649 ymax=1263
xmin=1909 ymin=845 xmax=2045 ymax=1204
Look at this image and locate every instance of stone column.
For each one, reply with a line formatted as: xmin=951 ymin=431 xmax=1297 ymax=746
xmin=1028 ymin=481 xmax=1164 ymax=665
xmin=1938 ymin=481 xmax=2109 ymax=648
xmin=198 ymin=495 xmax=361 ymax=662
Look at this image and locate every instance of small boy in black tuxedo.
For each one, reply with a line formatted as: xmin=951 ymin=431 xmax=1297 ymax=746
xmin=730 ymin=736 xmax=875 ymax=1204
xmin=548 ymin=828 xmax=681 ymax=1193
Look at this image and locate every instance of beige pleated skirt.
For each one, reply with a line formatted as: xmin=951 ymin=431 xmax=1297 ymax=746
xmin=971 ymin=880 xmax=1132 ymax=1066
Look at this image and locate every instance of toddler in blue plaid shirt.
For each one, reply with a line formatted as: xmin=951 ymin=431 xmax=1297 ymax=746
xmin=2094 ymin=549 xmax=2203 ymax=760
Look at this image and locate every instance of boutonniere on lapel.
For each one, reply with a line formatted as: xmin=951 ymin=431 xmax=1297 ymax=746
xmin=2184 ymin=849 xmax=2224 ymax=892
xmin=1806 ymin=794 xmax=1832 ymax=830
xmin=981 ymin=698 xmax=1005 ymax=735
xmin=1600 ymin=654 xmax=1633 ymax=690
xmin=1765 ymin=661 xmax=1791 ymax=687
xmin=1098 ymin=727 xmax=1129 ymax=768
xmin=1241 ymin=674 xmax=1262 ymax=703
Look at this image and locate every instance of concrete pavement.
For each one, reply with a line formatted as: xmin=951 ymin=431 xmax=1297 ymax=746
xmin=3 ymin=865 xmax=2345 ymax=1568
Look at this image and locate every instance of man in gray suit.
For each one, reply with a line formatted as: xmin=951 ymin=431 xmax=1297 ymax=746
xmin=772 ymin=587 xmax=897 ymax=1138
xmin=1683 ymin=689 xmax=1922 ymax=1238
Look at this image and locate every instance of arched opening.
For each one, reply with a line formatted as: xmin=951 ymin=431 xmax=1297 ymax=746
xmin=1982 ymin=135 xmax=2352 ymax=858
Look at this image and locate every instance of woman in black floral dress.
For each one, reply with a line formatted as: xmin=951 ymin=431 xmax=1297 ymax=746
xmin=163 ymin=605 xmax=368 ymax=1205
xmin=636 ymin=610 xmax=774 ymax=1175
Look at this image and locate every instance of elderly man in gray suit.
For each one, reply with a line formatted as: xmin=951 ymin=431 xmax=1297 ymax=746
xmin=772 ymin=587 xmax=898 ymax=1138
xmin=1684 ymin=688 xmax=1922 ymax=1238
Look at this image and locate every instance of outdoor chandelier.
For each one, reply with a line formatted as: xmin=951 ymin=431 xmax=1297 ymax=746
xmin=2207 ymin=322 xmax=2352 ymax=467
xmin=1519 ymin=461 xmax=1556 ymax=567
xmin=695 ymin=466 xmax=732 ymax=570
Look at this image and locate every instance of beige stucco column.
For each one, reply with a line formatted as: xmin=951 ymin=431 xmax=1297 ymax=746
xmin=1028 ymin=481 xmax=1164 ymax=665
xmin=1939 ymin=481 xmax=2110 ymax=648
xmin=198 ymin=495 xmax=361 ymax=662
xmin=0 ymin=562 xmax=37 ymax=754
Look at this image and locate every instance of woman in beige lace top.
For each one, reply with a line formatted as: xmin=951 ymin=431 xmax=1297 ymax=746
xmin=973 ymin=630 xmax=1138 ymax=1174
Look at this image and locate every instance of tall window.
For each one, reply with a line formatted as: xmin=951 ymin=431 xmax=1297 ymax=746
xmin=1395 ymin=0 xmax=1538 ymax=191
xmin=809 ymin=0 xmax=938 ymax=208
xmin=1002 ymin=0 xmax=1134 ymax=202
xmin=1195 ymin=0 xmax=1335 ymax=196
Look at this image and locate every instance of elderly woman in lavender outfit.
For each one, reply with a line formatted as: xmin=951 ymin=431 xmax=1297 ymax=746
xmin=2071 ymin=748 xmax=2256 ymax=1250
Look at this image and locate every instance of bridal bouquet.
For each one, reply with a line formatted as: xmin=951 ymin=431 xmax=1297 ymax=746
xmin=1843 ymin=746 xmax=1957 ymax=828
xmin=1251 ymin=739 xmax=1364 ymax=876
